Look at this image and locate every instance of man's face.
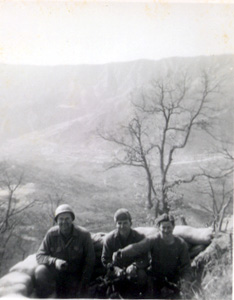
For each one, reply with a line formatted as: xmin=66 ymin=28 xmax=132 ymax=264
xmin=57 ymin=212 xmax=73 ymax=235
xmin=159 ymin=221 xmax=174 ymax=239
xmin=116 ymin=219 xmax=131 ymax=238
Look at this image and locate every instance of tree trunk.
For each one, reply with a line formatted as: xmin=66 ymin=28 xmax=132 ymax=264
xmin=154 ymin=200 xmax=160 ymax=218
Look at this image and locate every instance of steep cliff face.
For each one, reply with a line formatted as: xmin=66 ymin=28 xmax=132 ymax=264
xmin=0 ymin=55 xmax=233 ymax=161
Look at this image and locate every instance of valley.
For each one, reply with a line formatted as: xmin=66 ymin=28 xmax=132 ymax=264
xmin=0 ymin=55 xmax=233 ymax=277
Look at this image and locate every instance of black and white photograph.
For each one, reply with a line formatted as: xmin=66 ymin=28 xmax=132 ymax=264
xmin=0 ymin=1 xmax=233 ymax=299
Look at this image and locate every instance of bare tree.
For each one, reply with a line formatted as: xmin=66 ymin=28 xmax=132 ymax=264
xmin=99 ymin=114 xmax=156 ymax=209
xmin=198 ymin=147 xmax=233 ymax=232
xmin=199 ymin=178 xmax=232 ymax=232
xmin=99 ymin=70 xmax=223 ymax=217
xmin=0 ymin=162 xmax=37 ymax=271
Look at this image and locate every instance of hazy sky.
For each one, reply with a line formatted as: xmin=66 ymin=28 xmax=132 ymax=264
xmin=0 ymin=1 xmax=234 ymax=65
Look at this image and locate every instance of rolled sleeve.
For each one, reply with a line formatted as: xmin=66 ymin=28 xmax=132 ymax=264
xmin=121 ymin=238 xmax=150 ymax=259
xmin=101 ymin=236 xmax=113 ymax=268
xmin=36 ymin=233 xmax=57 ymax=266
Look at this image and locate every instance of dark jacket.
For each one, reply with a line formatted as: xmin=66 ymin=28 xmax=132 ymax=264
xmin=101 ymin=228 xmax=149 ymax=269
xmin=121 ymin=233 xmax=192 ymax=283
xmin=36 ymin=224 xmax=95 ymax=285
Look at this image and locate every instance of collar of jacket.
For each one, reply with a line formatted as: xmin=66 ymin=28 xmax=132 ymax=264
xmin=51 ymin=224 xmax=81 ymax=237
xmin=113 ymin=228 xmax=136 ymax=239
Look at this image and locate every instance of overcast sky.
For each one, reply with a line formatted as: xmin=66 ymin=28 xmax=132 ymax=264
xmin=0 ymin=1 xmax=234 ymax=65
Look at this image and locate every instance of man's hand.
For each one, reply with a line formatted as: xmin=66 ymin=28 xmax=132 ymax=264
xmin=112 ymin=250 xmax=122 ymax=265
xmin=113 ymin=266 xmax=124 ymax=277
xmin=55 ymin=259 xmax=68 ymax=271
xmin=126 ymin=264 xmax=137 ymax=278
xmin=106 ymin=264 xmax=123 ymax=279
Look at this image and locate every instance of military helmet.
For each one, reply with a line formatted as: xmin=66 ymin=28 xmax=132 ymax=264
xmin=54 ymin=204 xmax=75 ymax=222
xmin=114 ymin=208 xmax=132 ymax=222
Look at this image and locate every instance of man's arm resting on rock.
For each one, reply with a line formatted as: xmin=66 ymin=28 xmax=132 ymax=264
xmin=101 ymin=236 xmax=114 ymax=268
xmin=113 ymin=238 xmax=151 ymax=263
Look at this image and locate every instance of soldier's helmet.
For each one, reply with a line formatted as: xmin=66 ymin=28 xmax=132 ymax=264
xmin=54 ymin=204 xmax=75 ymax=222
xmin=114 ymin=208 xmax=132 ymax=223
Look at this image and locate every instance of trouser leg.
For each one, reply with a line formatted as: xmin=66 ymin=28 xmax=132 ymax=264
xmin=115 ymin=269 xmax=148 ymax=298
xmin=56 ymin=272 xmax=81 ymax=298
xmin=133 ymin=269 xmax=148 ymax=298
xmin=152 ymin=278 xmax=181 ymax=299
xmin=136 ymin=268 xmax=148 ymax=286
xmin=143 ymin=276 xmax=162 ymax=299
xmin=34 ymin=265 xmax=56 ymax=298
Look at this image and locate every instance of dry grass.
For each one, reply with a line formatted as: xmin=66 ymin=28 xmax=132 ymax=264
xmin=192 ymin=253 xmax=232 ymax=300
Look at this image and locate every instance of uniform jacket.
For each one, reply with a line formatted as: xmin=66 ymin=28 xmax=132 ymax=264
xmin=36 ymin=224 xmax=95 ymax=285
xmin=120 ymin=233 xmax=192 ymax=283
xmin=101 ymin=228 xmax=149 ymax=269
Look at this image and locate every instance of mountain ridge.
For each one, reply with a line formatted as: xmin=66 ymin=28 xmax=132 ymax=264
xmin=0 ymin=55 xmax=233 ymax=163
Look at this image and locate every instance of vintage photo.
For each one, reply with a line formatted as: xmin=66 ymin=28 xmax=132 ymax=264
xmin=0 ymin=1 xmax=233 ymax=299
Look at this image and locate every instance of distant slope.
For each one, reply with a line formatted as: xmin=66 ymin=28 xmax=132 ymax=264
xmin=0 ymin=55 xmax=233 ymax=162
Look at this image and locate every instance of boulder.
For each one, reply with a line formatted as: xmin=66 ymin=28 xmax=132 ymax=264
xmin=173 ymin=225 xmax=214 ymax=245
xmin=0 ymin=286 xmax=28 ymax=297
xmin=191 ymin=233 xmax=230 ymax=268
xmin=135 ymin=227 xmax=159 ymax=236
xmin=9 ymin=254 xmax=38 ymax=277
xmin=0 ymin=292 xmax=29 ymax=298
xmin=135 ymin=226 xmax=213 ymax=245
xmin=0 ymin=272 xmax=33 ymax=297
xmin=188 ymin=244 xmax=207 ymax=259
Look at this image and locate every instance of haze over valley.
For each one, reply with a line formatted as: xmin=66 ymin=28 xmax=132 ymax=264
xmin=0 ymin=55 xmax=233 ymax=274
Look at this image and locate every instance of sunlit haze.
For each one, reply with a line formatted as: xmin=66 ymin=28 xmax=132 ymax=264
xmin=0 ymin=1 xmax=234 ymax=65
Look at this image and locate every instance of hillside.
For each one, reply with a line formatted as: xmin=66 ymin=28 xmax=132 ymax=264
xmin=0 ymin=55 xmax=233 ymax=229
xmin=0 ymin=55 xmax=233 ymax=163
xmin=0 ymin=55 xmax=233 ymax=277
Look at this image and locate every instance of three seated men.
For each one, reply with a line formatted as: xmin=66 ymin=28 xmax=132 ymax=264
xmin=34 ymin=205 xmax=193 ymax=299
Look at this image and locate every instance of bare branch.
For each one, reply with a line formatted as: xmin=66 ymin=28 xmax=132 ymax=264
xmin=98 ymin=66 xmax=229 ymax=216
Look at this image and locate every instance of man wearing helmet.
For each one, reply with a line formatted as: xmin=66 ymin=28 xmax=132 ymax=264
xmin=101 ymin=208 xmax=149 ymax=298
xmin=34 ymin=204 xmax=95 ymax=298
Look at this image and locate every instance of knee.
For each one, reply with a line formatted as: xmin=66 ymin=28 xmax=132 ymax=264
xmin=35 ymin=264 xmax=48 ymax=274
xmin=34 ymin=265 xmax=56 ymax=298
xmin=35 ymin=264 xmax=50 ymax=280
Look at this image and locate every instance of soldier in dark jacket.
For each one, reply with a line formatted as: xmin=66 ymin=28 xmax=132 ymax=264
xmin=35 ymin=204 xmax=95 ymax=298
xmin=101 ymin=208 xmax=149 ymax=297
xmin=113 ymin=213 xmax=193 ymax=299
